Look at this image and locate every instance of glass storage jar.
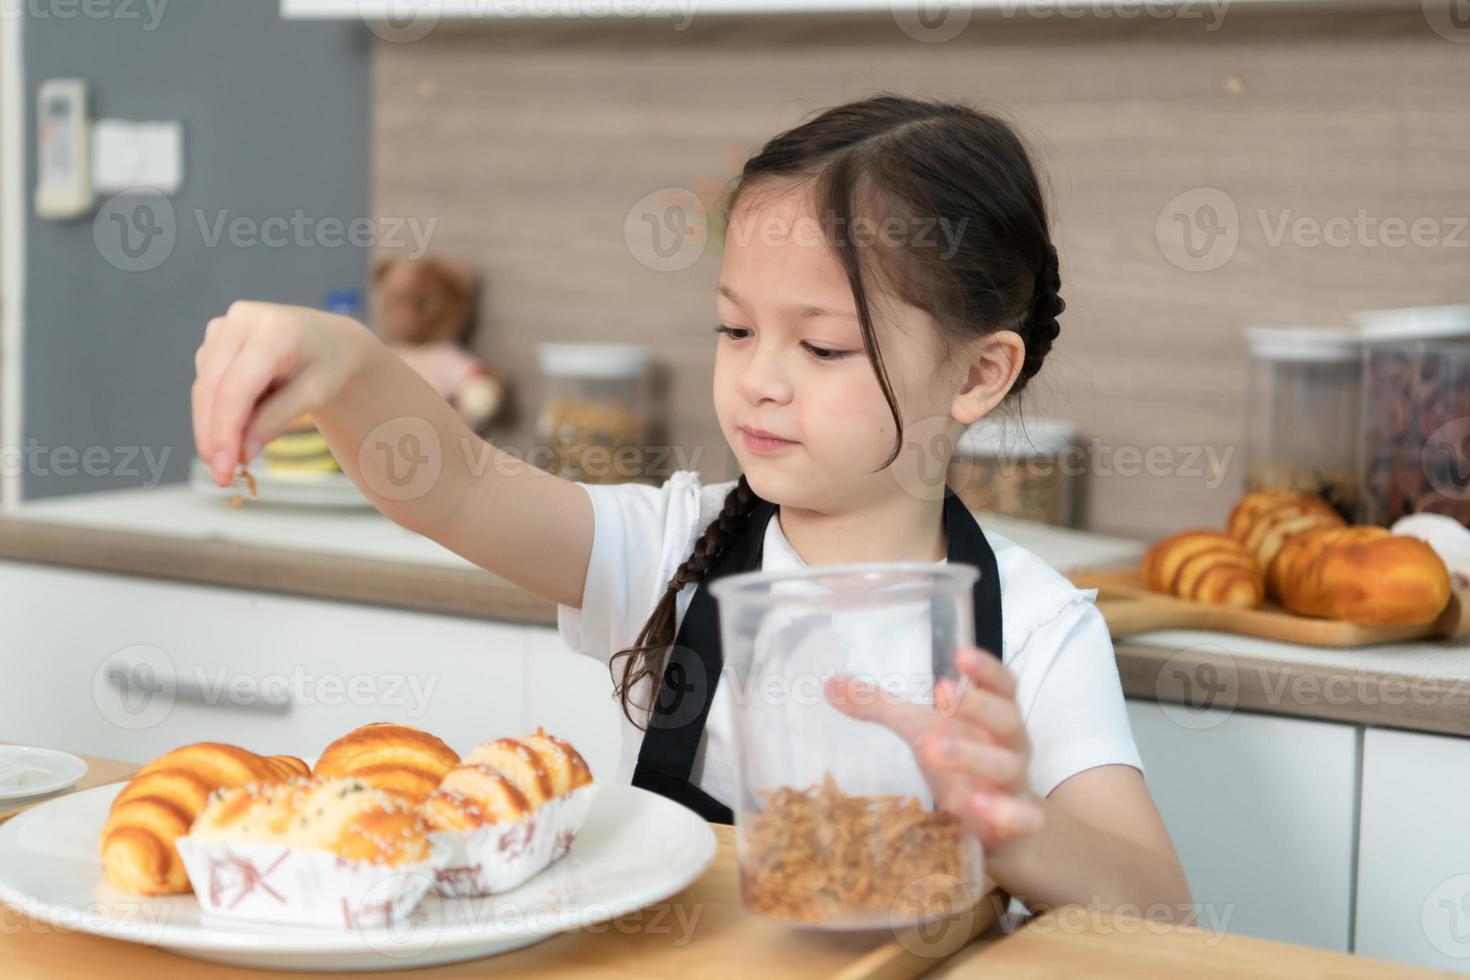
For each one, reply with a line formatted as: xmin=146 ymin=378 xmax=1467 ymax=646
xmin=709 ymin=563 xmax=985 ymax=932
xmin=1354 ymin=306 xmax=1470 ymax=527
xmin=1243 ymin=325 xmax=1363 ymax=520
xmin=947 ymin=415 xmax=1078 ymax=527
xmin=534 ymin=342 xmax=652 ymax=484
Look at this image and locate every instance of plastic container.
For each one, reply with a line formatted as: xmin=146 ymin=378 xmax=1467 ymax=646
xmin=534 ymin=342 xmax=652 ymax=484
xmin=1353 ymin=306 xmax=1470 ymax=527
xmin=1243 ymin=326 xmax=1363 ymax=520
xmin=708 ymin=563 xmax=985 ymax=931
xmin=947 ymin=416 xmax=1077 ymax=527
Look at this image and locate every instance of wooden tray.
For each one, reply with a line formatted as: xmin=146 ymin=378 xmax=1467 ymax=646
xmin=1069 ymin=569 xmax=1470 ymax=647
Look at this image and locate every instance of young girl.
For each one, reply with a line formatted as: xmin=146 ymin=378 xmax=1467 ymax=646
xmin=192 ymin=94 xmax=1189 ymax=914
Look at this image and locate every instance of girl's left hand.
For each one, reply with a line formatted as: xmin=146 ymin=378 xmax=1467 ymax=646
xmin=825 ymin=644 xmax=1044 ymax=853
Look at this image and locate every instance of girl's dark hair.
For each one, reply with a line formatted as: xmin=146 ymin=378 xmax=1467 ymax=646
xmin=611 ymin=94 xmax=1064 ymax=727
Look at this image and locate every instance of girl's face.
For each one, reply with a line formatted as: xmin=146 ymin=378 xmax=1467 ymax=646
xmin=713 ymin=184 xmax=970 ymax=512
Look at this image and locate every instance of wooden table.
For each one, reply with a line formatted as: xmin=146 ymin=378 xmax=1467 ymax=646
xmin=0 ymin=752 xmax=1446 ymax=979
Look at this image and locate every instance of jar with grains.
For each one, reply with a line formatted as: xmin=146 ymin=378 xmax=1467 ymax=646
xmin=1353 ymin=306 xmax=1470 ymax=527
xmin=709 ymin=563 xmax=985 ymax=931
xmin=534 ymin=342 xmax=652 ymax=484
xmin=947 ymin=416 xmax=1077 ymax=527
xmin=1243 ymin=325 xmax=1363 ymax=521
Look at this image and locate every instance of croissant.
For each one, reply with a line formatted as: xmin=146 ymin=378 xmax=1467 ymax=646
xmin=313 ymin=722 xmax=460 ymax=804
xmin=190 ymin=777 xmax=431 ymax=867
xmin=426 ymin=728 xmax=592 ymax=832
xmin=100 ymin=742 xmax=305 ymax=896
xmin=1269 ymin=525 xmax=1452 ymax=626
xmin=1141 ymin=530 xmax=1265 ymax=608
xmin=1227 ymin=490 xmax=1345 ymax=573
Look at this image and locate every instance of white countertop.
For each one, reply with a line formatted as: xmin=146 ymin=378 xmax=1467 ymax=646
xmin=4 ymin=483 xmax=1147 ymax=576
xmin=10 ymin=483 xmax=1467 ymax=686
xmin=6 ymin=484 xmax=477 ymax=569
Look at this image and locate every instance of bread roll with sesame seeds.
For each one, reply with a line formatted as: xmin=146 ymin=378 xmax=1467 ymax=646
xmin=422 ymin=765 xmax=533 ymax=831
xmin=189 ymin=777 xmax=432 ymax=867
xmin=429 ymin=728 xmax=592 ymax=831
xmin=313 ymin=722 xmax=460 ymax=805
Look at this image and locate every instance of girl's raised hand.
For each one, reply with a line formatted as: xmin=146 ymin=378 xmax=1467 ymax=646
xmin=191 ymin=301 xmax=373 ymax=486
xmin=825 ymin=645 xmax=1044 ymax=853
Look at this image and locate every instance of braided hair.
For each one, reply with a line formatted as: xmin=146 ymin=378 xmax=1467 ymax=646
xmin=611 ymin=94 xmax=1064 ymax=726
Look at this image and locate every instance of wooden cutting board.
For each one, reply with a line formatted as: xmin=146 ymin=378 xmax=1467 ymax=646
xmin=1069 ymin=569 xmax=1470 ymax=647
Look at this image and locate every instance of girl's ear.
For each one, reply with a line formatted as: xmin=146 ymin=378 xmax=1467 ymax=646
xmin=950 ymin=329 xmax=1026 ymax=425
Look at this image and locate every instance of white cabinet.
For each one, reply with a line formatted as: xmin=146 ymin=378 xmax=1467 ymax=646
xmin=1356 ymin=727 xmax=1470 ymax=971
xmin=0 ymin=561 xmax=621 ymax=780
xmin=1125 ymin=699 xmax=1359 ymax=951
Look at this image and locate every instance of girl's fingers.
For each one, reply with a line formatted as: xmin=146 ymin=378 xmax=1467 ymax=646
xmin=191 ymin=317 xmax=247 ymax=475
xmin=920 ymin=734 xmax=1025 ymax=786
xmin=824 ymin=676 xmax=935 ymax=744
xmin=965 ymin=787 xmax=1045 ymax=841
xmin=954 ymin=645 xmax=1017 ymax=698
xmin=207 ymin=341 xmax=292 ymax=484
xmin=241 ymin=372 xmax=319 ymax=463
xmin=937 ymin=677 xmax=1025 ymax=744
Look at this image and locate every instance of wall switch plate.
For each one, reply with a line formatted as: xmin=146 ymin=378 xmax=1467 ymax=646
xmin=34 ymin=79 xmax=93 ymax=219
xmin=92 ymin=118 xmax=184 ymax=195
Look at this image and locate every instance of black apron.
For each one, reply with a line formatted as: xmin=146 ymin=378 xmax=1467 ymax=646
xmin=630 ymin=485 xmax=1004 ymax=825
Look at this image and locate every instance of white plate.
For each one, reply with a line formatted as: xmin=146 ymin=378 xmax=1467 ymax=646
xmin=188 ymin=455 xmax=374 ymax=509
xmin=0 ymin=746 xmax=88 ymax=804
xmin=0 ymin=782 xmax=717 ymax=972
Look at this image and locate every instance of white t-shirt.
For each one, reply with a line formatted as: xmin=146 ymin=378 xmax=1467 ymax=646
xmin=556 ymin=469 xmax=1143 ymax=805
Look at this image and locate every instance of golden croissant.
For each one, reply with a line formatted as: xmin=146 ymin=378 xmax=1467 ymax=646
xmin=1141 ymin=530 xmax=1264 ymax=608
xmin=190 ymin=777 xmax=431 ymax=867
xmin=100 ymin=742 xmax=308 ymax=896
xmin=425 ymin=728 xmax=592 ymax=832
xmin=1227 ymin=490 xmax=1345 ymax=574
xmin=1269 ymin=525 xmax=1452 ymax=626
xmin=313 ymin=722 xmax=460 ymax=805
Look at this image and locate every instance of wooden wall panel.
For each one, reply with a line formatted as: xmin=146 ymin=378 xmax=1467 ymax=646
xmin=374 ymin=7 xmax=1469 ymax=539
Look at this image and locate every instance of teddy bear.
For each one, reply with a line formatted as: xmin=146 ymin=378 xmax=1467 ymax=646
xmin=372 ymin=255 xmax=507 ymax=431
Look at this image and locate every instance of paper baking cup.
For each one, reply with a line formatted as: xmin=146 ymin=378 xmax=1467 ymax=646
xmin=175 ymin=835 xmax=449 ymax=929
xmin=430 ymin=783 xmax=598 ymax=898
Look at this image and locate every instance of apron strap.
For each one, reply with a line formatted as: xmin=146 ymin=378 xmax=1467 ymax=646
xmin=632 ymin=486 xmax=1003 ymax=825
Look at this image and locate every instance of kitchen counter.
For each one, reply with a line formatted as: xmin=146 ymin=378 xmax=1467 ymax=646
xmin=0 ymin=750 xmax=1443 ymax=980
xmin=4 ymin=484 xmax=1470 ymax=737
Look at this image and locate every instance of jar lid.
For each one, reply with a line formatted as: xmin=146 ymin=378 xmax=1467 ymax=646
xmin=1243 ymin=325 xmax=1361 ymax=363
xmin=956 ymin=415 xmax=1076 ymax=458
xmin=536 ymin=342 xmax=652 ymax=378
xmin=1350 ymin=305 xmax=1470 ymax=343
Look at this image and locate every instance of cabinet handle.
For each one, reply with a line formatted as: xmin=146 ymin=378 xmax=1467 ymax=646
xmin=105 ymin=655 xmax=292 ymax=714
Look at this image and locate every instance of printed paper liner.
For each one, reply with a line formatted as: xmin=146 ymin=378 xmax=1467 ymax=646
xmin=430 ymin=782 xmax=599 ymax=898
xmin=175 ymin=834 xmax=449 ymax=929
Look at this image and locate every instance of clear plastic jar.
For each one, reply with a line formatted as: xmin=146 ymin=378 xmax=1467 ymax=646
xmin=1354 ymin=306 xmax=1470 ymax=527
xmin=947 ymin=415 xmax=1077 ymax=527
xmin=534 ymin=342 xmax=652 ymax=484
xmin=708 ymin=563 xmax=985 ymax=931
xmin=1243 ymin=326 xmax=1363 ymax=520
